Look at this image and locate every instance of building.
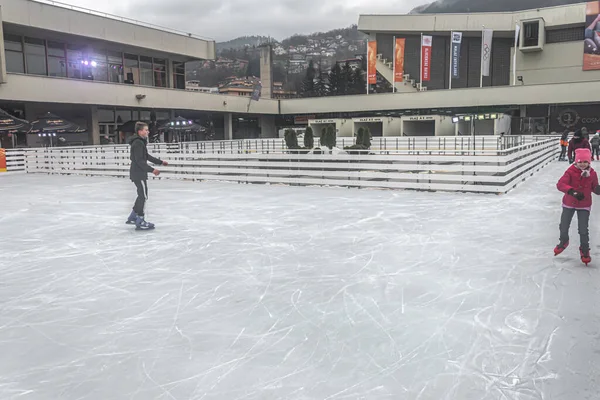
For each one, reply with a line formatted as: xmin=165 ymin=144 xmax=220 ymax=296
xmin=0 ymin=0 xmax=279 ymax=146
xmin=2 ymin=1 xmax=600 ymax=145
xmin=279 ymin=3 xmax=600 ymax=135
xmin=218 ymin=76 xmax=296 ymax=99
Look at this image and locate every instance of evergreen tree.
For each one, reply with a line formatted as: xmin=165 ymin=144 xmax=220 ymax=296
xmin=284 ymin=129 xmax=299 ymax=149
xmin=328 ymin=63 xmax=344 ymax=96
xmin=320 ymin=127 xmax=327 ymax=147
xmin=341 ymin=61 xmax=354 ymax=95
xmin=314 ymin=65 xmax=328 ymax=97
xmin=324 ymin=124 xmax=336 ymax=149
xmin=300 ymin=60 xmax=316 ymax=97
xmin=352 ymin=68 xmax=366 ymax=95
xmin=304 ymin=126 xmax=314 ymax=149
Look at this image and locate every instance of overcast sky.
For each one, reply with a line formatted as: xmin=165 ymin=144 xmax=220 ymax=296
xmin=66 ymin=0 xmax=431 ymax=42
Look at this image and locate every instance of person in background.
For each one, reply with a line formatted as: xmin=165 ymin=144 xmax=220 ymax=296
xmin=568 ymin=129 xmax=591 ymax=164
xmin=559 ymin=131 xmax=569 ymax=161
xmin=591 ymin=131 xmax=600 ymax=161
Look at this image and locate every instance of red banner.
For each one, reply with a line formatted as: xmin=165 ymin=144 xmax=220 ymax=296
xmin=0 ymin=148 xmax=6 ymax=172
xmin=421 ymin=35 xmax=432 ymax=82
xmin=394 ymin=38 xmax=405 ymax=82
xmin=368 ymin=41 xmax=377 ymax=84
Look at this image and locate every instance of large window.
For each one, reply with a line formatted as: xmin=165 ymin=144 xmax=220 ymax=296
xmin=108 ymin=51 xmax=123 ymax=83
xmin=47 ymin=41 xmax=66 ymax=77
xmin=91 ymin=49 xmax=108 ymax=81
xmin=4 ymin=34 xmax=24 ymax=73
xmin=140 ymin=56 xmax=153 ymax=86
xmin=67 ymin=44 xmax=84 ymax=79
xmin=173 ymin=62 xmax=185 ymax=89
xmin=124 ymin=53 xmax=139 ymax=84
xmin=153 ymin=58 xmax=167 ymax=87
xmin=24 ymin=37 xmax=46 ymax=75
xmin=3 ymin=32 xmax=177 ymax=89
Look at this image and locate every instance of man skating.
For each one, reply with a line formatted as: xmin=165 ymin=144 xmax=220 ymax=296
xmin=126 ymin=122 xmax=168 ymax=230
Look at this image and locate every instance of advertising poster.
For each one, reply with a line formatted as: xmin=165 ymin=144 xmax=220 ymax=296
xmin=0 ymin=148 xmax=6 ymax=172
xmin=584 ymin=1 xmax=600 ymax=71
xmin=451 ymin=32 xmax=462 ymax=79
xmin=368 ymin=41 xmax=377 ymax=84
xmin=394 ymin=38 xmax=405 ymax=82
xmin=421 ymin=35 xmax=432 ymax=81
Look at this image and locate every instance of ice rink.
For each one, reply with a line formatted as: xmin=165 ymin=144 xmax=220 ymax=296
xmin=1 ymin=162 xmax=599 ymax=400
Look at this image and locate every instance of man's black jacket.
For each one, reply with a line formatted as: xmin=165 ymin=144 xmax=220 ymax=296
xmin=129 ymin=135 xmax=163 ymax=181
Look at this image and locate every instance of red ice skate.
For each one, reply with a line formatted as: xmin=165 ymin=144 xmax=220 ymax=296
xmin=554 ymin=241 xmax=569 ymax=256
xmin=580 ymin=247 xmax=591 ymax=266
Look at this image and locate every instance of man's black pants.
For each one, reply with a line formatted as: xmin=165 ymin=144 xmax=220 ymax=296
xmin=559 ymin=207 xmax=590 ymax=250
xmin=132 ymin=180 xmax=148 ymax=217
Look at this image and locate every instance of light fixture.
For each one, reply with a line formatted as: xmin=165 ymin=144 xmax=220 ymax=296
xmin=91 ymin=61 xmax=97 ymax=67
xmin=452 ymin=117 xmax=459 ymax=123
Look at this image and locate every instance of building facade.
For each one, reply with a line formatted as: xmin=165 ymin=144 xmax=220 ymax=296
xmin=1 ymin=0 xmax=600 ymax=146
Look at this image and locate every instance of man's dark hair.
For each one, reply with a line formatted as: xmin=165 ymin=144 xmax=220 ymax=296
xmin=135 ymin=121 xmax=148 ymax=134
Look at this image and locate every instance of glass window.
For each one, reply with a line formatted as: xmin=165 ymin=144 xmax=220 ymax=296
xmin=90 ymin=49 xmax=107 ymax=81
xmin=24 ymin=37 xmax=46 ymax=75
xmin=98 ymin=108 xmax=115 ymax=123
xmin=47 ymin=41 xmax=66 ymax=77
xmin=107 ymin=51 xmax=123 ymax=83
xmin=6 ymin=51 xmax=25 ymax=73
xmin=153 ymin=58 xmax=167 ymax=87
xmin=67 ymin=44 xmax=84 ymax=79
xmin=139 ymin=56 xmax=153 ymax=86
xmin=124 ymin=53 xmax=139 ymax=84
xmin=4 ymin=34 xmax=25 ymax=73
xmin=116 ymin=109 xmax=132 ymax=123
xmin=173 ymin=61 xmax=185 ymax=89
xmin=139 ymin=110 xmax=151 ymax=120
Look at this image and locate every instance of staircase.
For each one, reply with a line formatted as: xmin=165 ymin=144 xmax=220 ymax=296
xmin=376 ymin=54 xmax=426 ymax=92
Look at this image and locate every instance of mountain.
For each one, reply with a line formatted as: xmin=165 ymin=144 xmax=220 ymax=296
xmin=216 ymin=25 xmax=367 ymax=55
xmin=411 ymin=0 xmax=584 ymax=13
xmin=216 ymin=35 xmax=271 ymax=52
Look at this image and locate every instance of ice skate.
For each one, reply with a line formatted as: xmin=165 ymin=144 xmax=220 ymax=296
xmin=126 ymin=210 xmax=137 ymax=225
xmin=135 ymin=215 xmax=155 ymax=230
xmin=554 ymin=240 xmax=569 ymax=256
xmin=580 ymin=247 xmax=591 ymax=266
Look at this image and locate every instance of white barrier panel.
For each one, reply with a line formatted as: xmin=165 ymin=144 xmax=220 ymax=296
xmin=22 ymin=137 xmax=558 ymax=194
xmin=4 ymin=149 xmax=27 ymax=172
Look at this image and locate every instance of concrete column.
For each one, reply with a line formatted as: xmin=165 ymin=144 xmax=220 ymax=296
xmin=224 ymin=113 xmax=233 ymax=140
xmin=0 ymin=8 xmax=7 ymax=84
xmin=88 ymin=106 xmax=100 ymax=145
xmin=259 ymin=44 xmax=273 ymax=99
xmin=259 ymin=115 xmax=277 ymax=138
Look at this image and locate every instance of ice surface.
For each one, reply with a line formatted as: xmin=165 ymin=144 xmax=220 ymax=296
xmin=1 ymin=163 xmax=600 ymax=400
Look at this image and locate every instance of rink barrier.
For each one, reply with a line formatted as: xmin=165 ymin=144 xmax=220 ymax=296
xmin=3 ymin=149 xmax=26 ymax=172
xmin=21 ymin=136 xmax=558 ymax=194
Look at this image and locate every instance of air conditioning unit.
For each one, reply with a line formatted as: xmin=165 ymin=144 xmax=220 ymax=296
xmin=519 ymin=18 xmax=545 ymax=53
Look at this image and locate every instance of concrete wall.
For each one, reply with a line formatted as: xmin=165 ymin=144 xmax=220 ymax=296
xmin=436 ymin=116 xmax=455 ymax=136
xmin=308 ymin=119 xmax=353 ymax=137
xmin=0 ymin=0 xmax=215 ymax=60
xmin=514 ymin=42 xmax=600 ymax=86
xmin=0 ymin=73 xmax=280 ymax=114
xmin=259 ymin=115 xmax=277 ymax=138
xmin=359 ymin=3 xmax=586 ymax=34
